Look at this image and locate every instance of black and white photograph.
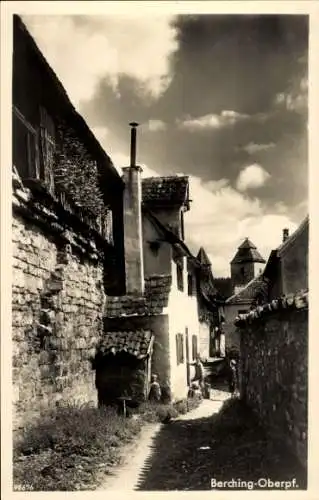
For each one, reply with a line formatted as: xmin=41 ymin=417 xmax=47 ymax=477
xmin=1 ymin=0 xmax=316 ymax=495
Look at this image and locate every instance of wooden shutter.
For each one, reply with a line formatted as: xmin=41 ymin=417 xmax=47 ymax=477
xmin=176 ymin=333 xmax=184 ymax=365
xmin=192 ymin=335 xmax=198 ymax=361
xmin=39 ymin=106 xmax=55 ymax=192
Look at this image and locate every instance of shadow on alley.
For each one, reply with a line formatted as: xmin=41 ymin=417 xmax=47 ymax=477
xmin=135 ymin=398 xmax=307 ymax=491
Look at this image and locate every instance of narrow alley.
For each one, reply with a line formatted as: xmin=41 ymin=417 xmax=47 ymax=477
xmin=100 ymin=391 xmax=307 ymax=492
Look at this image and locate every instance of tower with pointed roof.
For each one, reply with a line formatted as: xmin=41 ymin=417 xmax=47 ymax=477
xmin=230 ymin=237 xmax=266 ymax=294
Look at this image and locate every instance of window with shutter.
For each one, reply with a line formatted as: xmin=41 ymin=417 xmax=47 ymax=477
xmin=12 ymin=106 xmax=39 ymax=180
xmin=192 ymin=335 xmax=198 ymax=361
xmin=39 ymin=106 xmax=55 ymax=193
xmin=176 ymin=333 xmax=184 ymax=365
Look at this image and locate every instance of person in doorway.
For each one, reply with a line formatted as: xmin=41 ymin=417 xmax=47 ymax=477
xmin=228 ymin=359 xmax=238 ymax=397
xmin=148 ymin=374 xmax=162 ymax=402
xmin=192 ymin=355 xmax=205 ymax=392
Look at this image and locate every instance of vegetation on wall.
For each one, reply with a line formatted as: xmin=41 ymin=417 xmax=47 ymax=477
xmin=53 ymin=121 xmax=107 ymax=224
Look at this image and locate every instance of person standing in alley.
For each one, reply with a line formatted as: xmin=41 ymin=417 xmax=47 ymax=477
xmin=228 ymin=359 xmax=238 ymax=397
xmin=148 ymin=374 xmax=162 ymax=402
xmin=193 ymin=355 xmax=205 ymax=392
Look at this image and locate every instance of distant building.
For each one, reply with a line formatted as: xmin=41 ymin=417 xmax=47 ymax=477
xmin=222 ymin=238 xmax=267 ymax=355
xmin=230 ymin=238 xmax=266 ymax=294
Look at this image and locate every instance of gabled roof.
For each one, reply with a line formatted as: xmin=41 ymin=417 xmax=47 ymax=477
xmin=226 ymin=274 xmax=269 ymax=305
xmin=142 ymin=176 xmax=190 ymax=209
xmin=277 ymin=216 xmax=309 ymax=257
xmin=231 ymin=238 xmax=265 ymax=264
xmin=263 ymin=215 xmax=309 ymax=280
xmin=197 ymin=247 xmax=212 ymax=266
xmin=99 ymin=330 xmax=154 ymax=359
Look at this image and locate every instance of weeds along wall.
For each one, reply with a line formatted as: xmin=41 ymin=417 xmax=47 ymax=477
xmin=12 ymin=192 xmax=107 ymax=430
xmin=238 ymin=294 xmax=308 ymax=468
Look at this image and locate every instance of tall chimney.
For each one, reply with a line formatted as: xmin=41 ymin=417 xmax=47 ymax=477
xmin=282 ymin=228 xmax=289 ymax=243
xmin=122 ymin=123 xmax=144 ymax=295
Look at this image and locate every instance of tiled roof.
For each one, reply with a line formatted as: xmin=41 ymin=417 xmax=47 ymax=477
xmin=226 ymin=275 xmax=269 ymax=305
xmin=234 ymin=289 xmax=308 ymax=327
xmin=99 ymin=330 xmax=154 ymax=359
xmin=104 ymin=275 xmax=172 ymax=318
xmin=142 ymin=176 xmax=189 ymax=207
xmin=144 ymin=275 xmax=172 ymax=312
xmin=231 ymin=238 xmax=265 ymax=264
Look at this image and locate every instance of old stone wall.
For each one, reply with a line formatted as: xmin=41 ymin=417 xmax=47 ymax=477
xmin=12 ymin=212 xmax=105 ymax=429
xmin=238 ymin=299 xmax=308 ymax=468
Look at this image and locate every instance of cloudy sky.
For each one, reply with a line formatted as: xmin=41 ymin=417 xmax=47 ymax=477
xmin=22 ymin=13 xmax=308 ymax=277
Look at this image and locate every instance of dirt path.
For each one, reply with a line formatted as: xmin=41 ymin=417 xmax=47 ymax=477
xmin=97 ymin=422 xmax=162 ymax=491
xmin=98 ymin=390 xmax=229 ymax=491
xmin=99 ymin=390 xmax=306 ymax=492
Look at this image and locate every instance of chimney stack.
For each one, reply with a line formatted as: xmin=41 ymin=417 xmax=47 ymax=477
xmin=129 ymin=121 xmax=138 ymax=167
xmin=283 ymin=228 xmax=289 ymax=243
xmin=122 ymin=123 xmax=144 ymax=295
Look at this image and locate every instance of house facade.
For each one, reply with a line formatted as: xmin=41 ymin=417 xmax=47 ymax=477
xmin=98 ymin=130 xmax=211 ymax=403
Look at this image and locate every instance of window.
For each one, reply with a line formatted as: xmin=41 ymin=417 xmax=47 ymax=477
xmin=100 ymin=208 xmax=113 ymax=244
xmin=176 ymin=333 xmax=184 ymax=365
xmin=13 ymin=106 xmax=39 ymax=180
xmin=39 ymin=106 xmax=55 ymax=192
xmin=192 ymin=335 xmax=198 ymax=361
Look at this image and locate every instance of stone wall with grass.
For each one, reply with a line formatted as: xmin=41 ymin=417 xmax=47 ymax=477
xmin=12 ymin=205 xmax=106 ymax=429
xmin=237 ymin=291 xmax=308 ymax=468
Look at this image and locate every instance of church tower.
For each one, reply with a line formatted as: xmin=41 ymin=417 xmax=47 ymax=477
xmin=230 ymin=238 xmax=266 ymax=294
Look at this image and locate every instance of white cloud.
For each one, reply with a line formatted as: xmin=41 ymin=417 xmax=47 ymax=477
xmin=242 ymin=142 xmax=276 ymax=155
xmin=22 ymin=15 xmax=178 ymax=109
xmin=274 ymin=75 xmax=308 ymax=113
xmin=145 ymin=120 xmax=166 ymax=132
xmin=184 ymin=175 xmax=298 ymax=276
xmin=236 ymin=164 xmax=270 ymax=192
xmin=177 ymin=110 xmax=249 ymax=130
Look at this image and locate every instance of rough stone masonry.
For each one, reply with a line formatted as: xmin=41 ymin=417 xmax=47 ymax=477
xmin=237 ymin=292 xmax=308 ymax=468
xmin=12 ymin=194 xmax=106 ymax=429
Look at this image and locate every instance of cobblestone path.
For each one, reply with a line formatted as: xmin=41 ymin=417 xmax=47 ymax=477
xmin=100 ymin=390 xmax=306 ymax=492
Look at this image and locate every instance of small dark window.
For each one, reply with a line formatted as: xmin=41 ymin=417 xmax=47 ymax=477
xmin=176 ymin=333 xmax=184 ymax=365
xmin=187 ymin=273 xmax=193 ymax=296
xmin=192 ymin=334 xmax=198 ymax=361
xmin=13 ymin=106 xmax=39 ymax=181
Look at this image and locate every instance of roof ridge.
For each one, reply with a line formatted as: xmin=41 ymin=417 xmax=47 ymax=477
xmin=277 ymin=215 xmax=309 ymax=255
